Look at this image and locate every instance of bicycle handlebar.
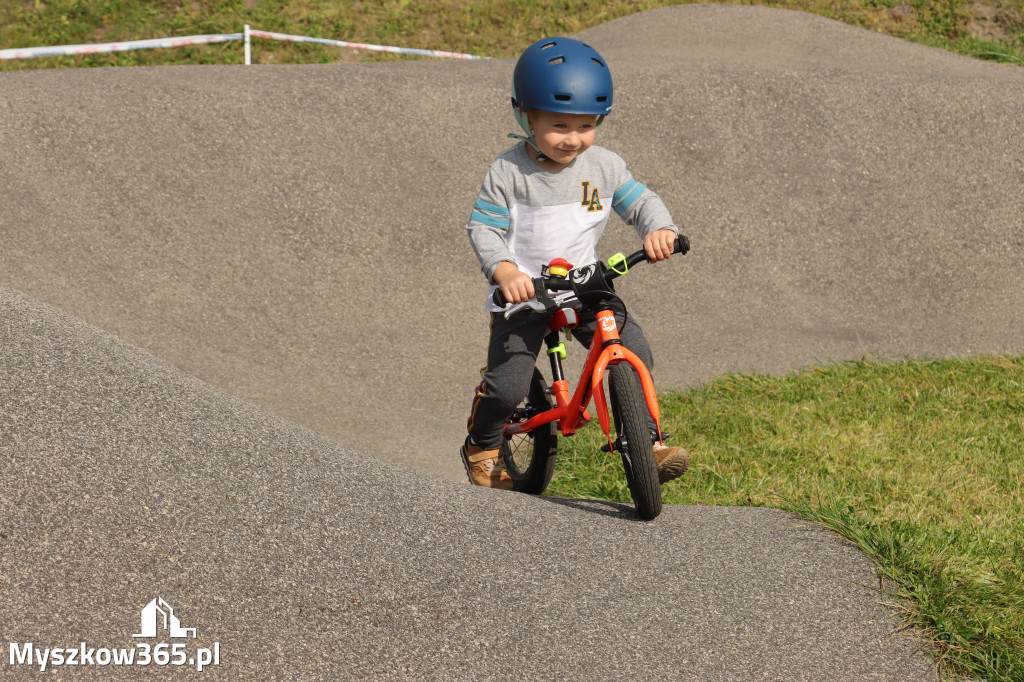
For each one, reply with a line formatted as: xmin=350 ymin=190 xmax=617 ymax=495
xmin=492 ymin=234 xmax=689 ymax=309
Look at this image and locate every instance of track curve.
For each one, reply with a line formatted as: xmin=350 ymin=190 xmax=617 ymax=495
xmin=2 ymin=5 xmax=1021 ymax=679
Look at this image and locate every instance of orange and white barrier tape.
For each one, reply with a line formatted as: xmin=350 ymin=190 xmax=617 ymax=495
xmin=0 ymin=25 xmax=484 ymax=63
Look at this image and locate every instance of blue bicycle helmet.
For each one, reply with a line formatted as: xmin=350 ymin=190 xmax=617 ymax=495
xmin=509 ymin=37 xmax=613 ymax=152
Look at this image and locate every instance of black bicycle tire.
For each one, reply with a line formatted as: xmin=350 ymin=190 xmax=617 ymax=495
xmin=502 ymin=367 xmax=558 ymax=494
xmin=609 ymin=363 xmax=662 ymax=520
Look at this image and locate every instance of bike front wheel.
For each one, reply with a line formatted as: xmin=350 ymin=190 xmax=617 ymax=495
xmin=609 ymin=363 xmax=662 ymax=520
xmin=502 ymin=368 xmax=558 ymax=495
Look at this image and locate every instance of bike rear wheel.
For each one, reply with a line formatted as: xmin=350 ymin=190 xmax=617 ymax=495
xmin=609 ymin=363 xmax=662 ymax=520
xmin=502 ymin=368 xmax=558 ymax=494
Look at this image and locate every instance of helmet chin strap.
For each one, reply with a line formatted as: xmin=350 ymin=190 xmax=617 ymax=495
xmin=507 ymin=131 xmax=550 ymax=162
xmin=509 ymin=96 xmax=550 ymax=162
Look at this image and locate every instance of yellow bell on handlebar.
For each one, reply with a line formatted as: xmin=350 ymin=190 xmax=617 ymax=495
xmin=548 ymin=257 xmax=572 ymax=279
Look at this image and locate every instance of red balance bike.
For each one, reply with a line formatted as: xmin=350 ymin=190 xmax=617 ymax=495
xmin=493 ymin=235 xmax=690 ymax=520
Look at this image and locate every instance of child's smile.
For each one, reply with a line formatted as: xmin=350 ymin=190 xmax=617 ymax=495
xmin=527 ymin=110 xmax=599 ymax=170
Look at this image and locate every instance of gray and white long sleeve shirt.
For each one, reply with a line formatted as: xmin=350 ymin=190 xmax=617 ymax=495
xmin=467 ymin=142 xmax=678 ymax=312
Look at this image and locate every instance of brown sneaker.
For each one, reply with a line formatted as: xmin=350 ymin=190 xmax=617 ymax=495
xmin=460 ymin=439 xmax=514 ymax=489
xmin=653 ymin=443 xmax=690 ymax=484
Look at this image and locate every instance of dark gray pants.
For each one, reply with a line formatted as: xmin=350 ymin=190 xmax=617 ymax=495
xmin=467 ymin=301 xmax=654 ymax=450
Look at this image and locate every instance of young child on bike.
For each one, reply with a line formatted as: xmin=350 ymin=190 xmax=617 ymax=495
xmin=462 ymin=36 xmax=690 ymax=489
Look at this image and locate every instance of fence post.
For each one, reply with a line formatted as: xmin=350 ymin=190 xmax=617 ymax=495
xmin=244 ymin=24 xmax=251 ymax=65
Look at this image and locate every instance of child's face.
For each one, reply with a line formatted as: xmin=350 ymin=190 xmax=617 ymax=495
xmin=526 ymin=109 xmax=599 ymax=169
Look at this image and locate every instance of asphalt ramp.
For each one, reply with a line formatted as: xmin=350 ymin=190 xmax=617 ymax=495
xmin=4 ymin=4 xmax=1022 ymax=679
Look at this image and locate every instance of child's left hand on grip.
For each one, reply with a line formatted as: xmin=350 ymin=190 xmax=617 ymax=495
xmin=644 ymin=228 xmax=678 ymax=263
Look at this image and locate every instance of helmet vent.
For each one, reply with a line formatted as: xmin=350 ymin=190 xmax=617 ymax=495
xmin=596 ymin=96 xmax=608 ymax=102
xmin=540 ymin=41 xmax=557 ymax=50
xmin=554 ymin=94 xmax=572 ymax=101
xmin=549 ymin=56 xmax=565 ymax=65
xmin=592 ymin=58 xmax=605 ymax=68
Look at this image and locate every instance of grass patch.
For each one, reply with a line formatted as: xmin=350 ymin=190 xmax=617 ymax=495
xmin=547 ymin=355 xmax=1024 ymax=680
xmin=1 ymin=0 xmax=1022 ymax=70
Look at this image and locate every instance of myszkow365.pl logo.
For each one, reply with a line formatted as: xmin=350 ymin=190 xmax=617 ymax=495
xmin=9 ymin=597 xmax=221 ymax=672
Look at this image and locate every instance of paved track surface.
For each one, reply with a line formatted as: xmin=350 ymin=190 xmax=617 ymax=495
xmin=2 ymin=5 xmax=1021 ymax=679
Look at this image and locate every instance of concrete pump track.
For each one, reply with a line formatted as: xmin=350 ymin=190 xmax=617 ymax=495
xmin=2 ymin=6 xmax=1022 ymax=680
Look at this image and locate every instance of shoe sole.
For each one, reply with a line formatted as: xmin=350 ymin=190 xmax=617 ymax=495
xmin=657 ymin=452 xmax=690 ymax=484
xmin=459 ymin=443 xmax=474 ymax=485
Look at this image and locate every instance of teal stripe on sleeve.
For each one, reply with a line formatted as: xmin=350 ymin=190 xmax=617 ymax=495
xmin=474 ymin=199 xmax=510 ymax=216
xmin=613 ymin=181 xmax=646 ymax=216
xmin=612 ymin=180 xmax=638 ymax=206
xmin=470 ymin=210 xmax=510 ymax=229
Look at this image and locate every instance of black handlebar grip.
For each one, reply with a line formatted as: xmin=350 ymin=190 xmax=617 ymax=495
xmin=492 ymin=288 xmax=508 ymax=308
xmin=674 ymin=235 xmax=691 ymax=256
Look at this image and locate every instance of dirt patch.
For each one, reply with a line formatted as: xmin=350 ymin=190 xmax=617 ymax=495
xmin=967 ymin=2 xmax=1023 ymax=42
xmin=888 ymin=3 xmax=915 ymax=24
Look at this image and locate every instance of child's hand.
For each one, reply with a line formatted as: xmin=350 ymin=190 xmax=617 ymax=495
xmin=493 ymin=262 xmax=536 ymax=304
xmin=644 ymin=228 xmax=677 ymax=263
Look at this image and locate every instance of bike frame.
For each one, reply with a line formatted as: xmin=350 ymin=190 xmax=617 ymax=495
xmin=503 ymin=307 xmax=662 ymax=451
